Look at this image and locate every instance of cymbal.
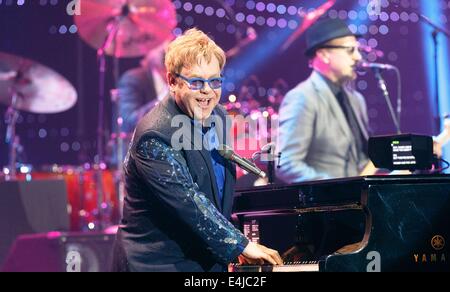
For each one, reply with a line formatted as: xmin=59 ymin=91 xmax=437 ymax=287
xmin=0 ymin=52 xmax=77 ymax=114
xmin=74 ymin=0 xmax=177 ymax=58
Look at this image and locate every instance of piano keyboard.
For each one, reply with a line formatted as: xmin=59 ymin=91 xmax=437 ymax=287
xmin=228 ymin=262 xmax=319 ymax=272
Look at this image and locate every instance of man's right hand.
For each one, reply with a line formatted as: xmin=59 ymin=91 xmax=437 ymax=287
xmin=240 ymin=242 xmax=283 ymax=265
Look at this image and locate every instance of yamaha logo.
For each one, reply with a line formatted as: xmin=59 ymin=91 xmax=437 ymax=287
xmin=413 ymin=235 xmax=447 ymax=264
xmin=431 ymin=235 xmax=445 ymax=251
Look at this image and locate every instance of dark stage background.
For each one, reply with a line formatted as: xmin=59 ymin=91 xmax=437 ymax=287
xmin=1 ymin=0 xmax=449 ymax=169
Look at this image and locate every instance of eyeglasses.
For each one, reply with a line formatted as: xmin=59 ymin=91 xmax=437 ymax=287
xmin=175 ymin=73 xmax=224 ymax=90
xmin=319 ymin=45 xmax=360 ymax=55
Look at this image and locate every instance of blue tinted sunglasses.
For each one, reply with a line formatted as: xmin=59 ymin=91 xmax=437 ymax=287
xmin=175 ymin=73 xmax=224 ymax=90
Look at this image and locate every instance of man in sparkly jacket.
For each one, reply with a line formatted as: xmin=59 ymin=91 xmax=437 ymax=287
xmin=112 ymin=28 xmax=282 ymax=272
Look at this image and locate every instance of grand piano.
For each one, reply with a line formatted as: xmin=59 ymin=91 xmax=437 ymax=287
xmin=230 ymin=175 xmax=450 ymax=272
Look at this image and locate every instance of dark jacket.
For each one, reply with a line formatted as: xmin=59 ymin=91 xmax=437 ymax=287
xmin=112 ymin=96 xmax=248 ymax=272
xmin=115 ymin=66 xmax=157 ymax=133
xmin=111 ymin=67 xmax=159 ymax=166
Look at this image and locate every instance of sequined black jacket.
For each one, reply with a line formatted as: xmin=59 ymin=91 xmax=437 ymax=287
xmin=112 ymin=96 xmax=248 ymax=272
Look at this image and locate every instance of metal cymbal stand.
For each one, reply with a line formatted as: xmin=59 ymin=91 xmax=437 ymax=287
xmin=4 ymin=85 xmax=24 ymax=180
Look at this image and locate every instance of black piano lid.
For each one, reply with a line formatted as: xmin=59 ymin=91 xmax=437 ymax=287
xmin=233 ymin=174 xmax=450 ymax=214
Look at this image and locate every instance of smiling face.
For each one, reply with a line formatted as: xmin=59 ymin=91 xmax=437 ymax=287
xmin=169 ymin=56 xmax=222 ymax=122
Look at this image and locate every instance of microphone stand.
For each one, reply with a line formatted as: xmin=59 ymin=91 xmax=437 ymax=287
xmin=95 ymin=15 xmax=123 ymax=230
xmin=110 ymin=89 xmax=125 ymax=219
xmin=267 ymin=159 xmax=275 ymax=185
xmin=5 ymin=92 xmax=20 ymax=180
xmin=432 ymin=30 xmax=440 ymax=134
xmin=373 ymin=68 xmax=401 ymax=134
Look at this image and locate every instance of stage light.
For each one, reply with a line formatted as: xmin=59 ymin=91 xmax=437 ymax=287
xmin=60 ymin=143 xmax=70 ymax=153
xmin=277 ymin=5 xmax=286 ymax=15
xmin=216 ymin=8 xmax=226 ymax=18
xmin=173 ymin=0 xmax=181 ymax=10
xmin=409 ymin=13 xmax=419 ymax=22
xmin=69 ymin=24 xmax=77 ymax=34
xmin=329 ymin=9 xmax=338 ymax=19
xmin=266 ymin=3 xmax=276 ymax=13
xmin=391 ymin=12 xmax=400 ymax=22
xmin=358 ymin=80 xmax=368 ymax=91
xmin=59 ymin=25 xmax=67 ymax=34
xmin=72 ymin=142 xmax=81 ymax=152
xmin=348 ymin=10 xmax=358 ymax=20
xmin=236 ymin=12 xmax=245 ymax=22
xmin=38 ymin=129 xmax=48 ymax=139
xmin=379 ymin=25 xmax=389 ymax=35
xmin=251 ymin=112 xmax=259 ymax=121
xmin=246 ymin=14 xmax=256 ymax=24
xmin=226 ymin=24 xmax=236 ymax=34
xmin=256 ymin=2 xmax=265 ymax=12
xmin=368 ymin=38 xmax=378 ymax=47
xmin=194 ymin=4 xmax=204 ymax=14
xmin=266 ymin=17 xmax=276 ymax=27
xmin=184 ymin=16 xmax=194 ymax=26
xmin=256 ymin=16 xmax=265 ymax=26
xmin=380 ymin=12 xmax=389 ymax=22
xmin=400 ymin=12 xmax=409 ymax=21
xmin=277 ymin=18 xmax=287 ymax=29
xmin=339 ymin=10 xmax=348 ymax=20
xmin=173 ymin=28 xmax=182 ymax=36
xmin=288 ymin=20 xmax=298 ymax=30
xmin=19 ymin=165 xmax=30 ymax=174
xmin=359 ymin=24 xmax=368 ymax=34
xmin=205 ymin=7 xmax=214 ymax=16
xmin=183 ymin=2 xmax=192 ymax=12
xmin=49 ymin=25 xmax=57 ymax=34
xmin=287 ymin=6 xmax=297 ymax=16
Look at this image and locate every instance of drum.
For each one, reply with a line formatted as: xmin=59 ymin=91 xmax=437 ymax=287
xmin=52 ymin=165 xmax=120 ymax=232
xmin=15 ymin=165 xmax=120 ymax=231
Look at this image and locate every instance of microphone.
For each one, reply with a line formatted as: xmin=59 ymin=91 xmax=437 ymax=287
xmin=218 ymin=145 xmax=267 ymax=178
xmin=358 ymin=61 xmax=396 ymax=71
xmin=260 ymin=142 xmax=276 ymax=154
xmin=259 ymin=142 xmax=276 ymax=162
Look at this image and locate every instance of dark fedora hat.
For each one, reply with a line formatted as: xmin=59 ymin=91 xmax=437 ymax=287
xmin=305 ymin=18 xmax=361 ymax=56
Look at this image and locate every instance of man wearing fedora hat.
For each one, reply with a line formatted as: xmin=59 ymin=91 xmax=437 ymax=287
xmin=277 ymin=18 xmax=370 ymax=183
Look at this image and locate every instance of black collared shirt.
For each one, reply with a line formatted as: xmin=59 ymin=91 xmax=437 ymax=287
xmin=318 ymin=72 xmax=368 ymax=159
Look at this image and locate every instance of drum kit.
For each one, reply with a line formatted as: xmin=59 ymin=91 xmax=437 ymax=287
xmin=224 ymin=76 xmax=286 ymax=185
xmin=0 ymin=0 xmax=176 ymax=231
